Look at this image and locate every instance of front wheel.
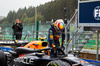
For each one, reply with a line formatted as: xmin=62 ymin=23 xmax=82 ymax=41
xmin=46 ymin=60 xmax=71 ymax=66
xmin=0 ymin=50 xmax=7 ymax=66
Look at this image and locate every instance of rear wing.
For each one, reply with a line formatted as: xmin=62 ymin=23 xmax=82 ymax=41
xmin=0 ymin=40 xmax=29 ymax=46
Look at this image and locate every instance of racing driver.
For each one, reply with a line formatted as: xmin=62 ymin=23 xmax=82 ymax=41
xmin=48 ymin=19 xmax=65 ymax=57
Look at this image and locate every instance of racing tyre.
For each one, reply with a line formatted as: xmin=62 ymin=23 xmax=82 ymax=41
xmin=0 ymin=50 xmax=7 ymax=66
xmin=61 ymin=61 xmax=71 ymax=66
xmin=47 ymin=60 xmax=71 ymax=66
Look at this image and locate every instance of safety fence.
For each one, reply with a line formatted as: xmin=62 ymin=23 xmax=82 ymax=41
xmin=0 ymin=22 xmax=100 ymax=50
xmin=0 ymin=31 xmax=100 ymax=50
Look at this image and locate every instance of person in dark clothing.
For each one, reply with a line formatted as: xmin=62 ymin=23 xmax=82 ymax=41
xmin=12 ymin=19 xmax=23 ymax=40
xmin=48 ymin=19 xmax=65 ymax=57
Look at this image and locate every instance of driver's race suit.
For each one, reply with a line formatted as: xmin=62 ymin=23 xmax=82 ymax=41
xmin=48 ymin=25 xmax=65 ymax=48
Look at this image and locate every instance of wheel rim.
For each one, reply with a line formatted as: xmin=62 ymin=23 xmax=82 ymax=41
xmin=47 ymin=63 xmax=57 ymax=66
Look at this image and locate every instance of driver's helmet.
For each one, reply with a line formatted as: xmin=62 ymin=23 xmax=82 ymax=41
xmin=54 ymin=19 xmax=64 ymax=32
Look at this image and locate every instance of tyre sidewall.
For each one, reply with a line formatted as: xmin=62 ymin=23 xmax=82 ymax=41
xmin=0 ymin=50 xmax=7 ymax=66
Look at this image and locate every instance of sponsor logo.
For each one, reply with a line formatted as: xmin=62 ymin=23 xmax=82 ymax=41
xmin=94 ymin=6 xmax=100 ymax=20
xmin=14 ymin=57 xmax=34 ymax=65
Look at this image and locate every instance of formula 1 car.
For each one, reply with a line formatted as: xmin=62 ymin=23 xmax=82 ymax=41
xmin=0 ymin=40 xmax=94 ymax=66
